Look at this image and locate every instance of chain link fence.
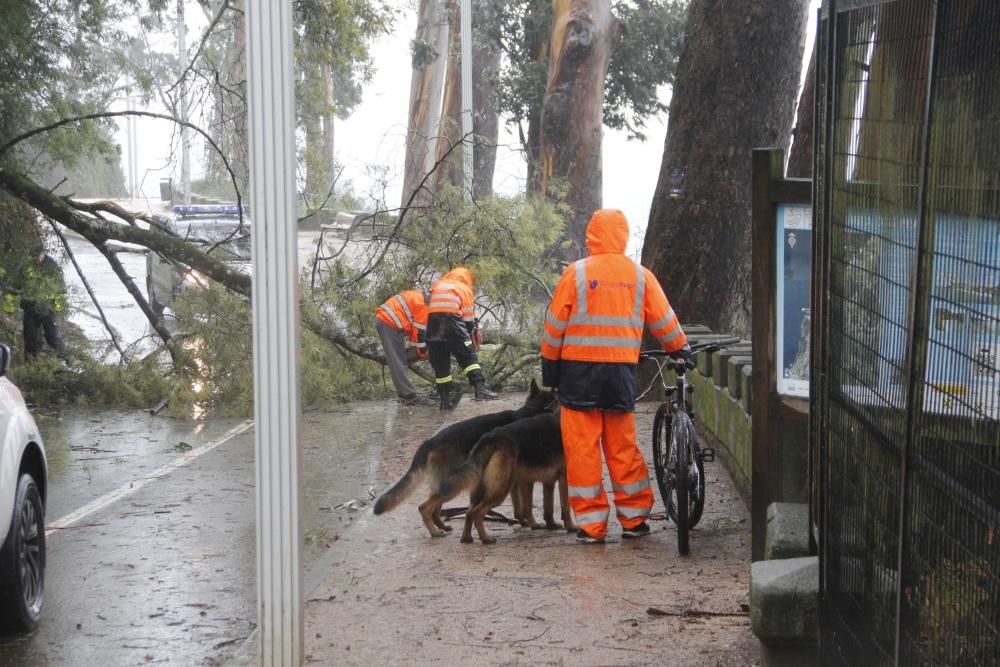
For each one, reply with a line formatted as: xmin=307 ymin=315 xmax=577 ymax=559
xmin=813 ymin=1 xmax=1000 ymax=664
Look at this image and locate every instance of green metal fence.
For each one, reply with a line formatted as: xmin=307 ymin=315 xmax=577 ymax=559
xmin=813 ymin=0 xmax=1000 ymax=664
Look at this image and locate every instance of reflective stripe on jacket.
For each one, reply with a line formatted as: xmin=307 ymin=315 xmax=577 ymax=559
xmin=427 ymin=267 xmax=475 ymax=323
xmin=375 ymin=290 xmax=428 ymax=345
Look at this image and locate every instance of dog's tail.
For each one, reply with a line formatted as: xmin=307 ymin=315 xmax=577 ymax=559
xmin=373 ymin=446 xmax=428 ymax=515
xmin=437 ymin=432 xmax=501 ymax=500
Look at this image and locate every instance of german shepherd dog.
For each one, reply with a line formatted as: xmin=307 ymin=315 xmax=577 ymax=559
xmin=372 ymin=379 xmax=556 ymax=537
xmin=437 ymin=411 xmax=576 ymax=544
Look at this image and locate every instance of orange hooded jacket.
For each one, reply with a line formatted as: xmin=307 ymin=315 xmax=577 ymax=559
xmin=540 ymin=209 xmax=686 ymax=411
xmin=428 ymin=267 xmax=475 ymax=323
xmin=375 ymin=290 xmax=428 ymax=350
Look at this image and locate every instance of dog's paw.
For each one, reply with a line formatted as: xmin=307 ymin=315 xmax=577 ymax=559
xmin=441 ymin=524 xmax=454 ymax=532
xmin=460 ymin=535 xmax=474 ymax=544
xmin=545 ymin=522 xmax=562 ymax=530
xmin=481 ymin=536 xmax=497 ymax=544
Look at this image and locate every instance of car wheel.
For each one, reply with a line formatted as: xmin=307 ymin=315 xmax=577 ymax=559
xmin=0 ymin=473 xmax=45 ymax=632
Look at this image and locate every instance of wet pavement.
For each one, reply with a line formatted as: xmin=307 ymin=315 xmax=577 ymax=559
xmin=0 ymin=393 xmax=756 ymax=666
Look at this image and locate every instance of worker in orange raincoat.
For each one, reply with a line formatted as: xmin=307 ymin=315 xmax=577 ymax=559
xmin=375 ymin=289 xmax=430 ymax=405
xmin=540 ymin=209 xmax=690 ymax=543
xmin=427 ymin=267 xmax=498 ymax=410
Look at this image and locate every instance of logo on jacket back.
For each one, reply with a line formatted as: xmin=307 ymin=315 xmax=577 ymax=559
xmin=589 ymin=279 xmax=635 ymax=290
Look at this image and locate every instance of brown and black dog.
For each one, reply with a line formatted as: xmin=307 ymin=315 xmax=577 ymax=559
xmin=437 ymin=411 xmax=576 ymax=544
xmin=372 ymin=380 xmax=556 ymax=537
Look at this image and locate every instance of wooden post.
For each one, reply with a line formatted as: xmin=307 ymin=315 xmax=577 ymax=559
xmin=751 ymin=149 xmax=782 ymax=561
xmin=751 ymin=148 xmax=812 ymax=562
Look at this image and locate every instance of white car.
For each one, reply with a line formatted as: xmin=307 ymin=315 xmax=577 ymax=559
xmin=0 ymin=344 xmax=47 ymax=631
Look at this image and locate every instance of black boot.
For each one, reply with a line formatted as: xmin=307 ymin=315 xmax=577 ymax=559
xmin=437 ymin=384 xmax=455 ymax=410
xmin=473 ymin=379 xmax=499 ymax=401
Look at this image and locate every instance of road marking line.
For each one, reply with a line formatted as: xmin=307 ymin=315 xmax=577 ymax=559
xmin=46 ymin=419 xmax=254 ymax=536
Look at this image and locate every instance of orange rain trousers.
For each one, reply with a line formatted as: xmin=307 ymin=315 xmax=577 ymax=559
xmin=560 ymin=407 xmax=654 ymax=540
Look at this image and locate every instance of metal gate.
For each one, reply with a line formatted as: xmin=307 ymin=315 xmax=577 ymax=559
xmin=812 ymin=0 xmax=1000 ymax=664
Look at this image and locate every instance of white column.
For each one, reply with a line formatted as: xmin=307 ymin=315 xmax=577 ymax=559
xmin=245 ymin=0 xmax=302 ymax=664
xmin=460 ymin=0 xmax=473 ymax=200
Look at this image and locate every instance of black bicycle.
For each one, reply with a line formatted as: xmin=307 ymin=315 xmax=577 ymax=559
xmin=639 ymin=338 xmax=739 ymax=555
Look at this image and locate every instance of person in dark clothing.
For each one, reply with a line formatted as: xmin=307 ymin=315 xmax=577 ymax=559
xmin=21 ymin=250 xmax=67 ymax=358
xmin=426 ymin=267 xmax=499 ymax=410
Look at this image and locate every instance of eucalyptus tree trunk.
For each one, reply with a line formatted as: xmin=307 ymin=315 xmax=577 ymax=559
xmin=401 ymin=0 xmax=449 ymax=207
xmin=534 ymin=0 xmax=618 ymax=260
xmin=433 ymin=0 xmax=464 ymax=192
xmin=642 ymin=0 xmax=809 ymax=336
xmin=471 ymin=0 xmax=501 ymax=199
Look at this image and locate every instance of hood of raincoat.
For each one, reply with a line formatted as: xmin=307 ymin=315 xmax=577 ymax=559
xmin=585 ymin=209 xmax=629 ymax=255
xmin=442 ymin=266 xmax=473 ymax=287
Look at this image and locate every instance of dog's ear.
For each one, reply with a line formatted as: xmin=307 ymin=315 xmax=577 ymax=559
xmin=529 ymin=378 xmax=539 ymax=395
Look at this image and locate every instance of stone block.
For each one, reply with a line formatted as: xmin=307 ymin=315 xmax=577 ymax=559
xmin=741 ymin=364 xmax=753 ymax=413
xmin=682 ymin=324 xmax=712 ymax=335
xmin=712 ymin=347 xmax=753 ymax=388
xmin=765 ymin=502 xmax=810 ymax=559
xmin=727 ymin=356 xmax=752 ymax=400
xmin=750 ymin=556 xmax=818 ymax=645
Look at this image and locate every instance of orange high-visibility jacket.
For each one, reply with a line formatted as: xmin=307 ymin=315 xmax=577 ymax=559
xmin=427 ymin=268 xmax=475 ymax=324
xmin=541 ymin=210 xmax=686 ymax=365
xmin=375 ymin=290 xmax=428 ymax=348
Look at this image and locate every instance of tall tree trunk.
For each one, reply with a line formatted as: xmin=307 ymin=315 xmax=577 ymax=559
xmin=787 ymin=48 xmax=815 ymax=179
xmin=534 ymin=0 xmax=618 ymax=260
xmin=642 ymin=0 xmax=809 ymax=336
xmin=303 ymin=64 xmax=324 ymax=207
xmin=471 ymin=0 xmax=501 ymax=199
xmin=433 ymin=0 xmax=464 ymax=193
xmin=523 ymin=2 xmax=551 ymax=189
xmin=401 ymin=0 xmax=449 ymax=208
xmin=322 ymin=62 xmax=336 ymax=198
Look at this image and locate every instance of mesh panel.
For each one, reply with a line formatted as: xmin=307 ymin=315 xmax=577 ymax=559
xmin=815 ymin=1 xmax=1000 ymax=664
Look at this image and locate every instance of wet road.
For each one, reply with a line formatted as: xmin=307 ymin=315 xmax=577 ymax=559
xmin=0 ymin=400 xmax=445 ymax=665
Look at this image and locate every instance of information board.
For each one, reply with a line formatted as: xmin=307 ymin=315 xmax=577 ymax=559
xmin=775 ymin=204 xmax=812 ymax=398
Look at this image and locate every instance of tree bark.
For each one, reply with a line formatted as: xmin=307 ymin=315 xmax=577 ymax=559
xmin=534 ymin=0 xmax=618 ymax=260
xmin=471 ymin=0 xmax=501 ymax=199
xmin=433 ymin=0 xmax=464 ymax=193
xmin=787 ymin=47 xmax=815 ymax=179
xmin=642 ymin=0 xmax=809 ymax=336
xmin=401 ymin=0 xmax=449 ymax=207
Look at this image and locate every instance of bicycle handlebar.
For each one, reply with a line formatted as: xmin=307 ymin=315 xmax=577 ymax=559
xmin=638 ymin=337 xmax=741 ymax=360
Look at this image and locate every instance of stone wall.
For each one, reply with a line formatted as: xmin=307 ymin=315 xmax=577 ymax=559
xmin=680 ymin=326 xmax=753 ymax=505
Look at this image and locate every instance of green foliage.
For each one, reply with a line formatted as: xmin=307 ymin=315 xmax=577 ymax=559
xmin=606 ymin=0 xmax=688 ymax=141
xmin=0 ymin=194 xmax=45 ymax=311
xmin=166 ymin=282 xmax=392 ymax=417
xmin=309 ymin=188 xmax=567 ymax=386
xmin=0 ymin=0 xmax=127 ymax=161
xmin=6 ymin=353 xmax=173 ymax=410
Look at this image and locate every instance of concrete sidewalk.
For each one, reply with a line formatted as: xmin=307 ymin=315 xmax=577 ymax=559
xmin=295 ymin=394 xmax=758 ymax=666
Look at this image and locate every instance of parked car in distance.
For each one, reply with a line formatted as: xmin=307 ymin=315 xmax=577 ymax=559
xmin=146 ymin=204 xmax=251 ymax=316
xmin=0 ymin=344 xmax=47 ymax=632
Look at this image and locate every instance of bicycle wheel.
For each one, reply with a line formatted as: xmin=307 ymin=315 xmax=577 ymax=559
xmin=672 ymin=411 xmax=692 ymax=555
xmin=651 ymin=404 xmax=672 ymax=517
